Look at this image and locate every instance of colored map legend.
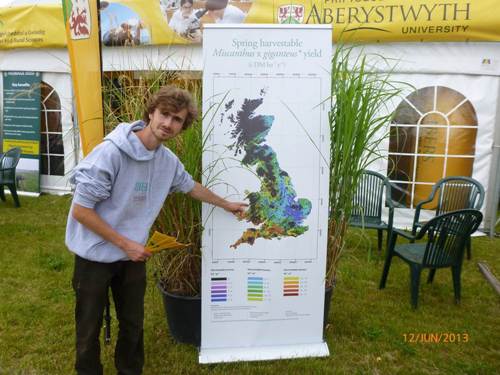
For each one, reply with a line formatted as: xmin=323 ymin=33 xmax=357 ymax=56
xmin=211 ymin=277 xmax=228 ymax=302
xmin=283 ymin=276 xmax=307 ymax=297
xmin=247 ymin=276 xmax=264 ymax=301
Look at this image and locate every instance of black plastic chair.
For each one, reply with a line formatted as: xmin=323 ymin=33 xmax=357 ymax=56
xmin=0 ymin=147 xmax=22 ymax=207
xmin=412 ymin=176 xmax=485 ymax=260
xmin=349 ymin=170 xmax=394 ymax=253
xmin=380 ymin=209 xmax=483 ymax=309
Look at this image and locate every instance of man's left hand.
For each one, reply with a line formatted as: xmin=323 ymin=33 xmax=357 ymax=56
xmin=188 ymin=182 xmax=248 ymax=218
xmin=224 ymin=202 xmax=248 ymax=217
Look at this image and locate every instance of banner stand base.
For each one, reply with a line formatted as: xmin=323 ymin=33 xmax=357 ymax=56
xmin=199 ymin=342 xmax=329 ymax=364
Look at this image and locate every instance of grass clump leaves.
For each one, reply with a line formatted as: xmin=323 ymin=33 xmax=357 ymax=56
xmin=326 ymin=44 xmax=407 ymax=287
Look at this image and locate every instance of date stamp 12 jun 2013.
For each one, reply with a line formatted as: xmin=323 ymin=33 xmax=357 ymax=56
xmin=403 ymin=333 xmax=469 ymax=343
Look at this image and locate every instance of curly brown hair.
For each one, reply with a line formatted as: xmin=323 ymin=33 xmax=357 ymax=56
xmin=143 ymin=85 xmax=198 ymax=130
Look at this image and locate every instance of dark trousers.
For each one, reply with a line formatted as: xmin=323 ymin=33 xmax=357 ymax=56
xmin=72 ymin=255 xmax=146 ymax=375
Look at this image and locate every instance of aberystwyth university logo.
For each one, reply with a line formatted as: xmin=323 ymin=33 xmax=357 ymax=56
xmin=277 ymin=4 xmax=305 ymax=24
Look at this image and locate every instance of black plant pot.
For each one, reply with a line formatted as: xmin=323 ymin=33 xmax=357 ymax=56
xmin=324 ymin=286 xmax=333 ymax=331
xmin=158 ymin=284 xmax=201 ymax=346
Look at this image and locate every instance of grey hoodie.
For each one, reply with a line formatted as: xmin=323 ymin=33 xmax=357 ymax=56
xmin=65 ymin=121 xmax=195 ymax=262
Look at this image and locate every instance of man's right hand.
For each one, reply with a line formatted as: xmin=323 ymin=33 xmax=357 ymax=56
xmin=72 ymin=204 xmax=153 ymax=262
xmin=121 ymin=239 xmax=152 ymax=262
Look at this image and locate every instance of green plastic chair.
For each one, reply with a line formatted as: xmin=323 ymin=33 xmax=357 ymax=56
xmin=0 ymin=147 xmax=22 ymax=207
xmin=412 ymin=176 xmax=485 ymax=260
xmin=349 ymin=170 xmax=394 ymax=253
xmin=380 ymin=209 xmax=483 ymax=309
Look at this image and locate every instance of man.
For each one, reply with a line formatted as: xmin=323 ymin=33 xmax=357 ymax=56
xmin=168 ymin=0 xmax=205 ymax=42
xmin=205 ymin=0 xmax=246 ymax=24
xmin=66 ymin=85 xmax=246 ymax=375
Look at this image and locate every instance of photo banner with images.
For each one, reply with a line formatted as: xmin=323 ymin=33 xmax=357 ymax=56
xmin=1 ymin=0 xmax=500 ymax=49
xmin=2 ymin=71 xmax=41 ymax=196
xmin=62 ymin=0 xmax=104 ymax=156
xmin=200 ymin=24 xmax=331 ymax=363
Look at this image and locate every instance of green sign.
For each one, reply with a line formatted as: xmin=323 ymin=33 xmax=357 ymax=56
xmin=2 ymin=71 xmax=41 ymax=194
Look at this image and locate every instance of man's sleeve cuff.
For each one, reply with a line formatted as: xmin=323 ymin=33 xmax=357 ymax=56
xmin=179 ymin=178 xmax=195 ymax=194
xmin=72 ymin=193 xmax=97 ymax=209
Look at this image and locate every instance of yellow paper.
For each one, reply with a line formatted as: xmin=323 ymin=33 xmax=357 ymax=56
xmin=146 ymin=231 xmax=190 ymax=254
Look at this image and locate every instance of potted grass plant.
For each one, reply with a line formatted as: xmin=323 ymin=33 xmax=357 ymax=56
xmin=102 ymin=69 xmax=205 ymax=345
xmin=324 ymin=44 xmax=405 ymax=320
xmin=149 ymin=110 xmax=204 ymax=346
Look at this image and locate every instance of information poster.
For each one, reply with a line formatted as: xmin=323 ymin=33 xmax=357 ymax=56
xmin=2 ymin=71 xmax=41 ymax=195
xmin=200 ymin=24 xmax=331 ymax=363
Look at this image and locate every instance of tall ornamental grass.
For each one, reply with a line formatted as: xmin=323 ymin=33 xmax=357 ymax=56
xmin=326 ymin=45 xmax=406 ymax=287
xmin=152 ymin=109 xmax=205 ymax=296
xmin=102 ymin=70 xmax=204 ymax=296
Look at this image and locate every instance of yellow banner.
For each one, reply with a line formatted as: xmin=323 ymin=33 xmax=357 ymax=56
xmin=296 ymin=0 xmax=500 ymax=43
xmin=98 ymin=0 xmax=500 ymax=44
xmin=0 ymin=4 xmax=66 ymax=48
xmin=1 ymin=0 xmax=500 ymax=48
xmin=63 ymin=0 xmax=104 ymax=156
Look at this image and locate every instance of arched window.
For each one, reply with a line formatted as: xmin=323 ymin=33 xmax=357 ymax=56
xmin=388 ymin=86 xmax=478 ymax=208
xmin=40 ymin=82 xmax=64 ymax=176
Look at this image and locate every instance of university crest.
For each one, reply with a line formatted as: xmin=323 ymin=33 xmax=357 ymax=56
xmin=277 ymin=4 xmax=305 ymax=24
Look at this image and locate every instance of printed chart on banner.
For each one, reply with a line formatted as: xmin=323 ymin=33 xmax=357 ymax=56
xmin=206 ymin=267 xmax=314 ymax=323
xmin=210 ymin=277 xmax=232 ymax=303
xmin=205 ymin=74 xmax=326 ymax=262
xmin=283 ymin=274 xmax=308 ymax=297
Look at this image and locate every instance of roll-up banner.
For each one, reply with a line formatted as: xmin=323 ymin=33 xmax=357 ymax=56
xmin=1 ymin=0 xmax=500 ymax=49
xmin=2 ymin=71 xmax=41 ymax=196
xmin=61 ymin=0 xmax=104 ymax=156
xmin=200 ymin=24 xmax=331 ymax=363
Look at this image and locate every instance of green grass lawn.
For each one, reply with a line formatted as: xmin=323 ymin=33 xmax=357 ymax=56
xmin=15 ymin=170 xmax=40 ymax=193
xmin=0 ymin=195 xmax=499 ymax=374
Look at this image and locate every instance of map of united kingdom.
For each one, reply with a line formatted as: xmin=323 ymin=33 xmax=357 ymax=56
xmin=223 ymin=90 xmax=312 ymax=249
